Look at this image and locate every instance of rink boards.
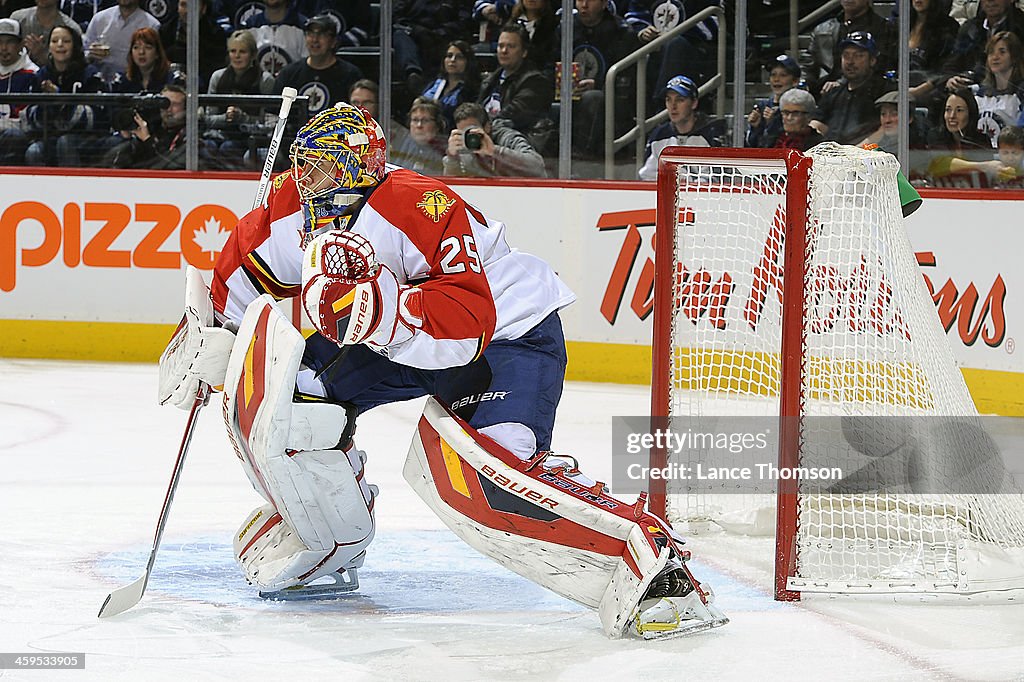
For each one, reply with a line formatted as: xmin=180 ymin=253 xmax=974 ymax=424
xmin=0 ymin=170 xmax=1020 ymax=415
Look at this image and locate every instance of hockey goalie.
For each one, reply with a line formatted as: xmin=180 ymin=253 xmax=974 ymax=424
xmin=157 ymin=103 xmax=728 ymax=639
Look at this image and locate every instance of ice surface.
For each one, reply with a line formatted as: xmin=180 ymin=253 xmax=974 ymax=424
xmin=1 ymin=360 xmax=1023 ymax=681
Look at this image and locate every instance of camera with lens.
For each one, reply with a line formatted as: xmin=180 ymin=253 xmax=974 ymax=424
xmin=112 ymin=93 xmax=168 ymax=132
xmin=464 ymin=128 xmax=484 ymax=151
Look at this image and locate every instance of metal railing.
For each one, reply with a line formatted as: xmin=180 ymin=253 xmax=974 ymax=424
xmin=0 ymin=92 xmax=308 ymax=168
xmin=603 ymin=5 xmax=726 ymax=178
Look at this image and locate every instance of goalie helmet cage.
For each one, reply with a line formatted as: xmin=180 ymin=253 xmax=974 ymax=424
xmin=649 ymin=143 xmax=1024 ymax=601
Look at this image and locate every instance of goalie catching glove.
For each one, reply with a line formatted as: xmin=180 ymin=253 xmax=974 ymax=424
xmin=301 ymin=230 xmax=423 ymax=350
xmin=158 ymin=266 xmax=236 ymax=409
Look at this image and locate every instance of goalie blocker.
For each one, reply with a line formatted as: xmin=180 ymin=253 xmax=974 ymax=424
xmin=406 ymin=397 xmax=728 ymax=639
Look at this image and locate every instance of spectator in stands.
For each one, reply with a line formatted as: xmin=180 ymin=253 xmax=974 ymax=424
xmin=811 ymin=31 xmax=896 ymax=144
xmin=24 ymin=24 xmax=104 ymax=166
xmin=637 ymin=75 xmax=724 ymax=180
xmin=951 ymin=0 xmax=1024 ymax=24
xmin=906 ymin=0 xmax=962 ymax=111
xmin=105 ymin=82 xmax=187 ymax=168
xmin=996 ymin=124 xmax=1024 ymax=182
xmin=908 ymin=0 xmax=960 ymax=75
xmin=942 ymin=0 xmax=1024 ymax=93
xmin=511 ymin=0 xmax=559 ymax=74
xmin=389 ymin=95 xmax=446 ymax=175
xmin=141 ymin=0 xmax=175 ymax=32
xmin=392 ymin=0 xmax=473 ymax=96
xmin=242 ymin=0 xmax=307 ymax=78
xmin=804 ymin=0 xmax=895 ymax=94
xmin=83 ymin=0 xmax=160 ymax=83
xmin=565 ymin=0 xmax=640 ymax=158
xmin=159 ymin=0 xmax=225 ymax=90
xmin=11 ymin=0 xmax=81 ymax=67
xmin=204 ymin=28 xmax=274 ymax=170
xmin=58 ymin=0 xmax=105 ymax=32
xmin=624 ymin=0 xmax=722 ymax=100
xmin=421 ymin=40 xmax=480 ymax=130
xmin=772 ymin=88 xmax=824 ymax=151
xmin=857 ymin=91 xmax=927 ymax=153
xmin=348 ymin=77 xmax=412 ymax=152
xmin=111 ymin=27 xmax=178 ymax=93
xmin=857 ymin=90 xmax=898 ymax=151
xmin=328 ymin=0 xmax=373 ymax=49
xmin=0 ymin=17 xmax=37 ymax=164
xmin=746 ymin=54 xmax=800 ymax=148
xmin=926 ymin=88 xmax=1007 ymax=179
xmin=971 ymin=31 xmax=1024 ymax=147
xmin=273 ymin=14 xmax=362 ymax=120
xmin=444 ymin=101 xmax=545 ymax=177
xmin=478 ymin=24 xmax=554 ymax=153
xmin=473 ymin=0 xmax=514 ymax=50
xmin=1 ymin=0 xmax=32 ymax=21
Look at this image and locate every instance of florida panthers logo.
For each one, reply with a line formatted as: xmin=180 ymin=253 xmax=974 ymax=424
xmin=417 ymin=190 xmax=457 ymax=222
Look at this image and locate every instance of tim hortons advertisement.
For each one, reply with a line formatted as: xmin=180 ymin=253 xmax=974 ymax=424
xmin=0 ymin=175 xmax=1018 ymax=374
xmin=454 ymin=184 xmax=1018 ymax=376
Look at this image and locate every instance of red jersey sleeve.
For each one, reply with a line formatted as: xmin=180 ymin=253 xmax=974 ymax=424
xmin=368 ymin=171 xmax=497 ymax=364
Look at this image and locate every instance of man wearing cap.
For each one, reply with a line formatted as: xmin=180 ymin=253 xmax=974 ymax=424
xmin=746 ymin=54 xmax=801 ymax=148
xmin=638 ymin=74 xmax=725 ymax=181
xmin=0 ymin=16 xmax=37 ymax=164
xmin=805 ymin=0 xmax=895 ymax=94
xmin=811 ymin=31 xmax=895 ymax=145
xmin=82 ymin=0 xmax=159 ymax=83
xmin=858 ymin=91 xmax=927 ymax=153
xmin=274 ymin=15 xmax=362 ymax=121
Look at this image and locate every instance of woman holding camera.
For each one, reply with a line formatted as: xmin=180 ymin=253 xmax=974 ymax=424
xmin=24 ymin=24 xmax=106 ymax=166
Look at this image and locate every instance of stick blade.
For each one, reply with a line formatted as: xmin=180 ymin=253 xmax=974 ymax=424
xmin=97 ymin=574 xmax=148 ymax=618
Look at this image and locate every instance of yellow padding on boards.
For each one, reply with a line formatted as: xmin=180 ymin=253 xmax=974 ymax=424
xmin=1 ymin=321 xmax=1021 ymax=416
xmin=0 ymin=319 xmax=176 ymax=363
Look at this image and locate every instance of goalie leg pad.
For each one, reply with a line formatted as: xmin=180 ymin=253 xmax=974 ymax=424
xmin=222 ymin=296 xmax=377 ymax=591
xmin=234 ymin=503 xmax=367 ymax=594
xmin=404 ymin=397 xmax=728 ymax=639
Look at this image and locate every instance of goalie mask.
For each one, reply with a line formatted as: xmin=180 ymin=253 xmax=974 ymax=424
xmin=290 ymin=103 xmax=387 ymax=246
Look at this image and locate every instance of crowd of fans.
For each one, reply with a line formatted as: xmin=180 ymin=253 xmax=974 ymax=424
xmin=0 ymin=0 xmax=1022 ymax=186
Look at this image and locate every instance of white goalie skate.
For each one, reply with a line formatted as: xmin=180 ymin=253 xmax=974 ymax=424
xmin=629 ymin=558 xmax=729 ymax=640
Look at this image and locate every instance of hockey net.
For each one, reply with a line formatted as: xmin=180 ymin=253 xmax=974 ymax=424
xmin=650 ymin=143 xmax=1024 ymax=599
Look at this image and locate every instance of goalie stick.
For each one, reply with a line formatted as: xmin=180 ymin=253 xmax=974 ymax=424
xmin=98 ymin=89 xmax=299 ymax=619
xmin=253 ymin=87 xmax=298 ymax=210
xmin=97 ymin=384 xmax=209 ymax=618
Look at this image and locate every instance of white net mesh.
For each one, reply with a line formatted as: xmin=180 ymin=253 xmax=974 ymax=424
xmin=662 ymin=143 xmax=1024 ymax=594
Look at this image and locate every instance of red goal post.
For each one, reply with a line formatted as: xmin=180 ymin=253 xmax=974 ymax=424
xmin=651 ymin=147 xmax=811 ymax=600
